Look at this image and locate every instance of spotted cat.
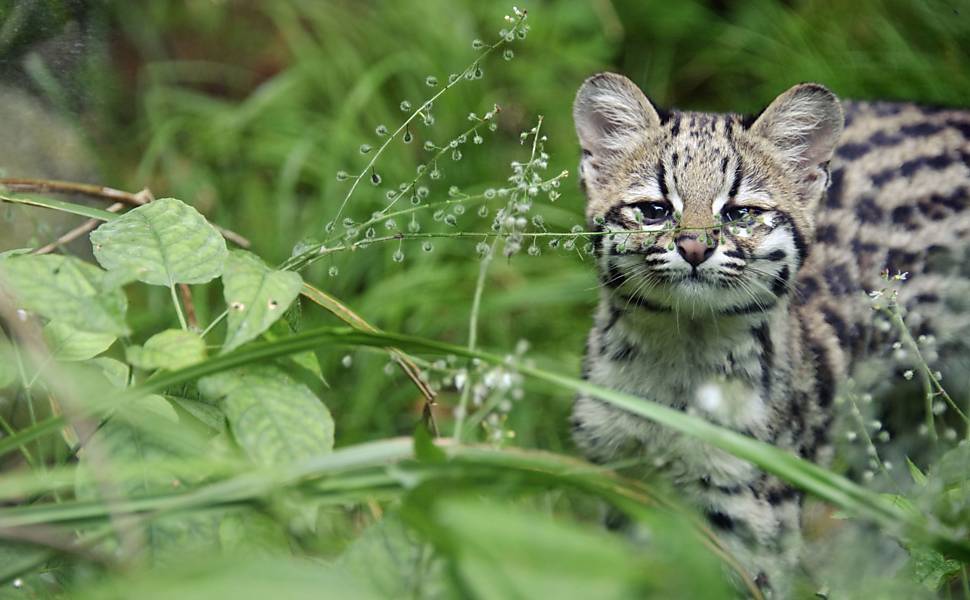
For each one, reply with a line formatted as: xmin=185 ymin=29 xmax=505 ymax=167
xmin=569 ymin=73 xmax=970 ymax=595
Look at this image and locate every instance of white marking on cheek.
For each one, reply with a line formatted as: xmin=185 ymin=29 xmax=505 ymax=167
xmin=757 ymin=224 xmax=795 ymax=257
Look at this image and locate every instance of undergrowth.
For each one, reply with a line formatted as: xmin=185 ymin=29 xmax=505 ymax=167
xmin=1 ymin=1 xmax=970 ymax=598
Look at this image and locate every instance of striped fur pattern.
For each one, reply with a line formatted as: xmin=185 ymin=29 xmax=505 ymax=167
xmin=570 ymin=73 xmax=970 ymax=595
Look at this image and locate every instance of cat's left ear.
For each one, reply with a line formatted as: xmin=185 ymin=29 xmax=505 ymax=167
xmin=750 ymin=83 xmax=844 ymax=191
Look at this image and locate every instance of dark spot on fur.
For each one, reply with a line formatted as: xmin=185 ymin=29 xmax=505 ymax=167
xmin=706 ymin=510 xmax=736 ymax=531
xmin=837 ymin=142 xmax=870 ymax=160
xmin=825 ymin=168 xmax=844 ymax=208
xmin=815 ymin=224 xmax=839 ymax=243
xmin=823 ymin=264 xmax=853 ymax=296
xmin=855 ymin=196 xmax=884 ymax=224
xmin=771 ymin=265 xmax=791 ymax=297
xmin=900 ymin=122 xmax=945 ymax=137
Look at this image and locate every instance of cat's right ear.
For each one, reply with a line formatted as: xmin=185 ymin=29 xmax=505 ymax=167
xmin=573 ymin=73 xmax=661 ymax=159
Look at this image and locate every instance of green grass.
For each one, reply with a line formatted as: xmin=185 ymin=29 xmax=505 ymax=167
xmin=2 ymin=0 xmax=970 ymax=597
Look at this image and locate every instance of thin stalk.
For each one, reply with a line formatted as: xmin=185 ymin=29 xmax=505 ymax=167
xmin=169 ymin=285 xmax=188 ymax=330
xmin=452 ymin=236 xmax=496 ymax=443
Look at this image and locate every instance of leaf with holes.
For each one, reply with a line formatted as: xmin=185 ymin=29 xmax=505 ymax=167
xmin=44 ymin=321 xmax=115 ymax=361
xmin=90 ymin=197 xmax=227 ymax=287
xmin=0 ymin=254 xmax=128 ymax=335
xmin=199 ymin=366 xmax=333 ymax=466
xmin=221 ymin=250 xmax=302 ymax=353
xmin=126 ymin=329 xmax=206 ymax=371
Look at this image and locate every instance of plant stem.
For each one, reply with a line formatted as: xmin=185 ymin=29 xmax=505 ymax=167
xmin=170 ymin=285 xmax=188 ymax=331
xmin=452 ymin=237 xmax=496 ymax=443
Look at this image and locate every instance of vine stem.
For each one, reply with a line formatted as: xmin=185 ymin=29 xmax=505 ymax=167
xmin=170 ymin=285 xmax=188 ymax=331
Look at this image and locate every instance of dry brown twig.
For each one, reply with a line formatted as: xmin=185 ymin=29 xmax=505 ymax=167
xmin=0 ymin=177 xmax=251 ymax=249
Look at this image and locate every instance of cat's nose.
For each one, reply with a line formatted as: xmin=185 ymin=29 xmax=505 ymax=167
xmin=676 ymin=235 xmax=715 ymax=267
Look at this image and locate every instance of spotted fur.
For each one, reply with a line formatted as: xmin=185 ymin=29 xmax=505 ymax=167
xmin=570 ymin=73 xmax=970 ymax=595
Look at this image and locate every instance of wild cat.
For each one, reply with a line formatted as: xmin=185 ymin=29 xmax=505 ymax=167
xmin=569 ymin=72 xmax=970 ymax=594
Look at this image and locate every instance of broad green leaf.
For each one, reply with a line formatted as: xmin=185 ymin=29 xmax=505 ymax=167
xmin=87 ymin=356 xmax=130 ymax=389
xmin=76 ymin=395 xmax=219 ymax=564
xmin=267 ymin=311 xmax=326 ymax=385
xmin=221 ymin=250 xmax=302 ymax=353
xmin=199 ymin=366 xmax=333 ymax=466
xmin=126 ymin=329 xmax=206 ymax=371
xmin=0 ymin=254 xmax=128 ymax=335
xmin=44 ymin=321 xmax=115 ymax=361
xmin=904 ymin=546 xmax=962 ymax=590
xmin=170 ymin=396 xmax=225 ymax=432
xmin=431 ymin=499 xmax=727 ymax=600
xmin=90 ymin=197 xmax=227 ymax=287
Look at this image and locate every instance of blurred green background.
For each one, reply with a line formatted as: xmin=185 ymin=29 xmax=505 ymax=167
xmin=2 ymin=0 xmax=969 ymax=451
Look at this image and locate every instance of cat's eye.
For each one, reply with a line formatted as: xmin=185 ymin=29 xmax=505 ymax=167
xmin=633 ymin=201 xmax=672 ymax=223
xmin=722 ymin=205 xmax=765 ymax=223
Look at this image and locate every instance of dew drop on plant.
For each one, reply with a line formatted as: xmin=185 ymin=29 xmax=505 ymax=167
xmin=384 ymin=219 xmax=396 ymax=230
xmin=417 ymin=186 xmax=430 ymax=199
xmin=503 ymin=49 xmax=514 ymax=60
xmin=341 ymin=355 xmax=353 ymax=368
xmin=563 ymin=239 xmax=576 ymax=251
xmin=328 ymin=266 xmax=339 ymax=277
xmin=392 ymin=249 xmax=405 ymax=263
xmin=425 ymin=75 xmax=438 ymax=87
xmin=477 ymin=205 xmax=488 ymax=218
xmin=403 ymin=129 xmax=413 ymax=144
xmin=476 ymin=241 xmax=489 ymax=256
xmin=474 ymin=66 xmax=484 ymax=79
xmin=400 ymin=100 xmax=412 ymax=112
xmin=370 ymin=172 xmax=382 ymax=185
xmin=343 ymin=217 xmax=356 ymax=228
xmin=484 ymin=188 xmax=496 ymax=199
xmin=453 ymin=204 xmax=465 ymax=215
xmin=430 ymin=168 xmax=442 ymax=180
xmin=375 ymin=124 xmax=389 ymax=136
xmin=336 ymin=170 xmax=349 ymax=181
xmin=423 ymin=140 xmax=436 ymax=152
xmin=411 ymin=195 xmax=421 ymax=206
xmin=422 ymin=241 xmax=434 ymax=252
xmin=451 ymin=149 xmax=462 ymax=161
xmin=433 ymin=210 xmax=445 ymax=221
xmin=472 ymin=38 xmax=485 ymax=49
xmin=423 ymin=113 xmax=435 ymax=126
xmin=360 ymin=144 xmax=372 ymax=154
xmin=325 ymin=221 xmax=335 ymax=233
xmin=365 ymin=227 xmax=376 ymax=239
xmin=488 ymin=122 xmax=498 ymax=132
xmin=383 ymin=361 xmax=396 ymax=376
xmin=448 ymin=73 xmax=459 ymax=84
xmin=548 ymin=238 xmax=559 ymax=248
xmin=445 ymin=214 xmax=457 ymax=227
xmin=528 ymin=244 xmax=540 ymax=256
xmin=473 ymin=134 xmax=483 ymax=144
xmin=408 ymin=219 xmax=420 ymax=232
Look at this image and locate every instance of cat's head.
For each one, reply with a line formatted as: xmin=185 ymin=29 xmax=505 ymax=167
xmin=574 ymin=73 xmax=843 ymax=316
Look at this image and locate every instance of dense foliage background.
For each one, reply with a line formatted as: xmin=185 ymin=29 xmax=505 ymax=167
xmin=1 ymin=1 xmax=970 ymax=598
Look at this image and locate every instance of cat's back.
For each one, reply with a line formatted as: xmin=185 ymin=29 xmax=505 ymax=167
xmin=797 ymin=99 xmax=970 ymax=370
